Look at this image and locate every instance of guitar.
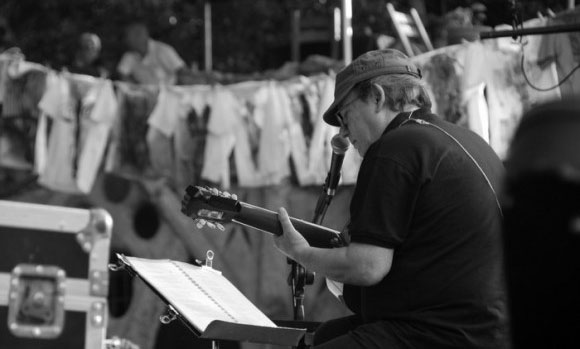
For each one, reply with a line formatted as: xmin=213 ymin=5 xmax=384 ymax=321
xmin=181 ymin=186 xmax=347 ymax=249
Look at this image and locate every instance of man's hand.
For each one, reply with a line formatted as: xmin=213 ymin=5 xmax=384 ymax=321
xmin=274 ymin=208 xmax=393 ymax=285
xmin=274 ymin=207 xmax=310 ymax=261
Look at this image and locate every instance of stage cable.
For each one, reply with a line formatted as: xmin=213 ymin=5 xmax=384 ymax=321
xmin=520 ymin=43 xmax=580 ymax=92
xmin=509 ymin=0 xmax=580 ymax=92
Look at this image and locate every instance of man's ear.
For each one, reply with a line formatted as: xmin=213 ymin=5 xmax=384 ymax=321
xmin=371 ymin=83 xmax=386 ymax=112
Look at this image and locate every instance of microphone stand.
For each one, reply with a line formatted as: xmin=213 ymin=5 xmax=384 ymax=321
xmin=287 ymin=134 xmax=348 ymax=348
xmin=287 ymin=172 xmax=339 ymax=347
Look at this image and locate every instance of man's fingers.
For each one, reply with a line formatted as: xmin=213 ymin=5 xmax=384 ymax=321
xmin=278 ymin=207 xmax=288 ymax=218
xmin=278 ymin=207 xmax=294 ymax=233
xmin=275 ymin=207 xmax=309 ymax=260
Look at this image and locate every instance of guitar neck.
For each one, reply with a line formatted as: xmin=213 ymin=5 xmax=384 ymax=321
xmin=232 ymin=202 xmax=346 ymax=248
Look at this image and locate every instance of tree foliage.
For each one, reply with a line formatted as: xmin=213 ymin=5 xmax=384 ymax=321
xmin=0 ymin=0 xmax=574 ymax=74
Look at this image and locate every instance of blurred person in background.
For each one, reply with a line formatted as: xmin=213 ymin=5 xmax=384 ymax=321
xmin=117 ymin=21 xmax=190 ymax=85
xmin=68 ymin=32 xmax=108 ymax=78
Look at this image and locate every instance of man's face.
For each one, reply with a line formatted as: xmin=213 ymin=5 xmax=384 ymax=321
xmin=80 ymin=36 xmax=100 ymax=62
xmin=336 ymin=91 xmax=384 ymax=157
xmin=125 ymin=25 xmax=149 ymax=55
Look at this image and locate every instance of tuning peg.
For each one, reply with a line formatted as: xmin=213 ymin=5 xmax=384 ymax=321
xmin=221 ymin=191 xmax=238 ymax=200
xmin=216 ymin=223 xmax=225 ymax=231
xmin=206 ymin=222 xmax=217 ymax=229
xmin=195 ymin=219 xmax=207 ymax=229
xmin=210 ymin=187 xmax=219 ymax=196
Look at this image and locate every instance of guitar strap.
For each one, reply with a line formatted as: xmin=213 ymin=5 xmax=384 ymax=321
xmin=327 ymin=111 xmax=505 ymax=302
xmin=400 ymin=111 xmax=503 ymax=217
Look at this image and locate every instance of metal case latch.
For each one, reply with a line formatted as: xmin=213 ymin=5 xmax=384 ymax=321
xmin=8 ymin=264 xmax=66 ymax=338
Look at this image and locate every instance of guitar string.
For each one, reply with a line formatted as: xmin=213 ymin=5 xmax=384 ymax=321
xmin=170 ymin=261 xmax=239 ymax=324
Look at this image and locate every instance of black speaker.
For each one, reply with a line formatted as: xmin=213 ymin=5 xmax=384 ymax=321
xmin=503 ymin=99 xmax=580 ymax=349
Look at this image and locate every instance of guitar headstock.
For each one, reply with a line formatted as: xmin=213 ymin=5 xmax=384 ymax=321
xmin=181 ymin=186 xmax=241 ymax=230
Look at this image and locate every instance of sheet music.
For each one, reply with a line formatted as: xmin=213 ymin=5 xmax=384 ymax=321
xmin=125 ymin=257 xmax=276 ymax=332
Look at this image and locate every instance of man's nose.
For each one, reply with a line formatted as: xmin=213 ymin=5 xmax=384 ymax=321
xmin=339 ymin=125 xmax=349 ymax=138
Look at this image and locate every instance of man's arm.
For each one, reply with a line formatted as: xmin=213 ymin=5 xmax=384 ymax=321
xmin=157 ymin=42 xmax=191 ymax=84
xmin=158 ymin=43 xmax=186 ymax=73
xmin=275 ymin=208 xmax=393 ymax=286
xmin=117 ymin=52 xmax=137 ymax=80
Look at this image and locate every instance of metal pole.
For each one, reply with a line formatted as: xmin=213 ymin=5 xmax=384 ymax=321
xmin=479 ymin=23 xmax=580 ymax=40
xmin=291 ymin=10 xmax=300 ymax=63
xmin=568 ymin=0 xmax=575 ymax=10
xmin=332 ymin=7 xmax=341 ymax=59
xmin=204 ymin=1 xmax=213 ymax=72
xmin=342 ymin=0 xmax=353 ymax=64
xmin=333 ymin=8 xmax=342 ymax=42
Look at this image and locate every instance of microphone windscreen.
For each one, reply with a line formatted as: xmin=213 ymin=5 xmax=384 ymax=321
xmin=331 ymin=134 xmax=350 ymax=155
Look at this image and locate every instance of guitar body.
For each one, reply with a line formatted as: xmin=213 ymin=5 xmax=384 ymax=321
xmin=182 ymin=186 xmax=347 ymax=248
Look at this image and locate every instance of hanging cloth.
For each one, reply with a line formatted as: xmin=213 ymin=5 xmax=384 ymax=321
xmin=36 ymin=71 xmax=79 ymax=193
xmin=200 ymin=87 xmax=239 ymax=188
xmin=105 ymin=82 xmax=159 ymax=178
xmin=76 ymin=79 xmax=118 ymax=192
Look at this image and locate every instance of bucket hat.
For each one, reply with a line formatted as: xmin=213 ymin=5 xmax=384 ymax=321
xmin=323 ymin=49 xmax=422 ymax=126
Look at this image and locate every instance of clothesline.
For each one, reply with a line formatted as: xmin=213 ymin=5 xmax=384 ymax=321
xmin=0 ymin=57 xmax=363 ymax=194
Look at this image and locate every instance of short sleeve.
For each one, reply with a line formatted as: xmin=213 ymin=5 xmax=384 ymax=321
xmin=158 ymin=44 xmax=185 ymax=72
xmin=348 ymin=156 xmax=421 ymax=249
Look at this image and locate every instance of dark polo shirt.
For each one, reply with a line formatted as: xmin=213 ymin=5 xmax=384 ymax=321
xmin=344 ymin=108 xmax=509 ymax=348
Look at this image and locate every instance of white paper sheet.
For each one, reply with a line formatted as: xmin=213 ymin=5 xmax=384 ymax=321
xmin=125 ymin=256 xmax=276 ymax=332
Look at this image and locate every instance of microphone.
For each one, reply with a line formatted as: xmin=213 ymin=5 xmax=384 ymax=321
xmin=326 ymin=134 xmax=350 ymax=196
xmin=312 ymin=134 xmax=350 ymax=224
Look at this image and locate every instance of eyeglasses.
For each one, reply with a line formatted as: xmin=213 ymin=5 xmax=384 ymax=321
xmin=336 ymin=111 xmax=347 ymax=129
xmin=336 ymin=97 xmax=357 ymax=130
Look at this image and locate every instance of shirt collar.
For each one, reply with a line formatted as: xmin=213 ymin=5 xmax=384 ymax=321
xmin=382 ymin=107 xmax=432 ymax=136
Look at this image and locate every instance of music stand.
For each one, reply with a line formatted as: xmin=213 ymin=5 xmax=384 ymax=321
xmin=109 ymin=253 xmax=307 ymax=348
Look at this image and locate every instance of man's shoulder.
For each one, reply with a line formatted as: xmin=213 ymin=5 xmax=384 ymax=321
xmin=149 ymin=39 xmax=177 ymax=54
xmin=376 ymin=116 xmax=442 ymax=152
xmin=385 ymin=113 xmax=491 ymax=151
xmin=372 ymin=114 xmax=499 ymax=169
xmin=149 ymin=39 xmax=184 ymax=70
